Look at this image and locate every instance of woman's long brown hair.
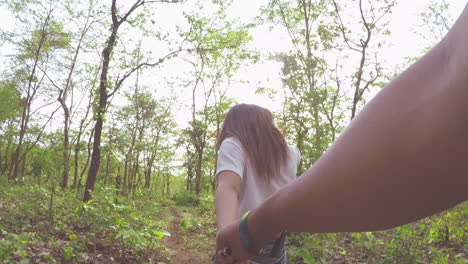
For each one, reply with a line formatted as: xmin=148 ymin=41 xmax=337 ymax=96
xmin=216 ymin=104 xmax=289 ymax=181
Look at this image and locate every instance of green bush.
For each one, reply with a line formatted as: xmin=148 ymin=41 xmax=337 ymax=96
xmin=0 ymin=231 xmax=30 ymax=262
xmin=171 ymin=192 xmax=198 ymax=206
xmin=199 ymin=194 xmax=215 ymax=213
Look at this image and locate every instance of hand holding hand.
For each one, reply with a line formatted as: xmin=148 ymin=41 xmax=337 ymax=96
xmin=214 ymin=219 xmax=252 ymax=264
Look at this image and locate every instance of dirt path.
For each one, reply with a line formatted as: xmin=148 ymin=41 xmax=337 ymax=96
xmin=162 ymin=207 xmax=207 ymax=264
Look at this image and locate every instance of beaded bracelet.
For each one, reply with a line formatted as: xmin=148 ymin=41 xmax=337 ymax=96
xmin=239 ymin=210 xmax=259 ymax=256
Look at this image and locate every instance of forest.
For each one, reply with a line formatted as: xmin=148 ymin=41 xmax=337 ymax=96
xmin=0 ymin=0 xmax=466 ymax=263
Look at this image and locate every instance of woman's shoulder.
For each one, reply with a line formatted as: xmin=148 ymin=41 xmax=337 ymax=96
xmin=288 ymin=145 xmax=301 ymax=162
xmin=219 ymin=137 xmax=243 ymax=151
xmin=221 ymin=137 xmax=241 ymax=145
xmin=288 ymin=145 xmax=300 ymax=154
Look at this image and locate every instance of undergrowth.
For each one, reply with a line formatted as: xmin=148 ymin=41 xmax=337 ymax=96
xmin=287 ymin=202 xmax=468 ymax=264
xmin=0 ymin=178 xmax=172 ymax=263
xmin=1 ymin=176 xmax=466 ymax=264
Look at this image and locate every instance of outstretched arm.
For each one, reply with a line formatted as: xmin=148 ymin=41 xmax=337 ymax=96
xmin=215 ymin=171 xmax=242 ymax=229
xmin=216 ymin=3 xmax=468 ymax=262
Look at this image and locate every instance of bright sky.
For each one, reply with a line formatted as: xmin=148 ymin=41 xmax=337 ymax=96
xmin=0 ymin=0 xmax=466 ymax=126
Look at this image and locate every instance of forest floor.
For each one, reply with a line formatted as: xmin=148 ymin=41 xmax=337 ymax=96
xmin=0 ymin=184 xmax=216 ymax=264
xmin=0 ymin=183 xmax=466 ymax=264
xmin=160 ymin=206 xmax=213 ymax=263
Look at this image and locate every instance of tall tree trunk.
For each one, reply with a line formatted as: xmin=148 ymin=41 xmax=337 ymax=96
xmin=1 ymin=133 xmax=10 ymax=176
xmin=104 ymin=122 xmax=115 ymax=185
xmin=73 ymin=131 xmax=81 ymax=187
xmin=60 ymin=106 xmax=70 ymax=188
xmin=84 ymin=113 xmax=106 ymax=201
xmin=83 ymin=20 xmax=118 ymax=202
xmin=105 ymin=147 xmax=111 ymax=185
xmin=73 ymin=93 xmax=93 ymax=188
xmin=20 ymin=152 xmax=27 ymax=181
xmin=10 ymin=101 xmax=29 ymax=180
xmin=144 ymin=165 xmax=151 ymax=189
xmin=194 ymin=148 xmax=203 ymax=195
xmin=83 ymin=0 xmax=151 ymax=202
xmin=165 ymin=172 xmax=170 ymax=197
xmin=78 ymin=126 xmax=94 ymax=188
xmin=116 ymin=166 xmax=121 ymax=189
xmin=0 ymin=137 xmax=3 ymax=176
xmin=123 ymin=158 xmax=129 ymax=192
xmin=59 ymin=18 xmax=88 ymax=189
xmin=144 ymin=150 xmax=156 ymax=189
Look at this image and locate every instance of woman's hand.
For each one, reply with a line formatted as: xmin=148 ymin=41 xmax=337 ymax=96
xmin=215 ymin=219 xmax=252 ymax=264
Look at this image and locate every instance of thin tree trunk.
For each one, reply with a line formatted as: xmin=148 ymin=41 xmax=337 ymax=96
xmin=21 ymin=152 xmax=27 ymax=181
xmin=165 ymin=172 xmax=170 ymax=197
xmin=73 ymin=93 xmax=93 ymax=188
xmin=104 ymin=122 xmax=115 ymax=185
xmin=116 ymin=166 xmax=121 ymax=190
xmin=59 ymin=17 xmax=89 ymax=188
xmin=0 ymin=134 xmax=10 ymax=177
xmin=10 ymin=11 xmax=51 ymax=180
xmin=78 ymin=126 xmax=95 ymax=188
xmin=105 ymin=148 xmax=111 ymax=185
xmin=195 ymin=148 xmax=203 ymax=195
xmin=144 ymin=165 xmax=151 ymax=189
xmin=60 ymin=107 xmax=70 ymax=188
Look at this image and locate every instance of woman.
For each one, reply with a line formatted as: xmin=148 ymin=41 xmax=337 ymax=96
xmin=214 ymin=104 xmax=300 ymax=264
xmin=215 ymin=3 xmax=468 ymax=264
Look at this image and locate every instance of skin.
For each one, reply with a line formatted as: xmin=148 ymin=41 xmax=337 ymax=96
xmin=215 ymin=171 xmax=242 ymax=230
xmin=215 ymin=3 xmax=468 ymax=263
xmin=215 ymin=171 xmax=248 ymax=264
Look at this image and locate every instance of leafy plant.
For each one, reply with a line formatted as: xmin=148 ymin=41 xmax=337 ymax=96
xmin=0 ymin=231 xmax=30 ymax=262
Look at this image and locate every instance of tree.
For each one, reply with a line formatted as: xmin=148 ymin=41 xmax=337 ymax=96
xmin=332 ymin=0 xmax=396 ymax=119
xmin=83 ymin=0 xmax=181 ymax=202
xmin=180 ymin=0 xmax=253 ymax=196
xmin=142 ymin=97 xmax=176 ymax=189
xmin=0 ymin=80 xmax=21 ymax=177
xmin=263 ymin=0 xmax=342 ymax=170
xmin=415 ymin=0 xmax=454 ymax=48
xmin=49 ymin=0 xmax=102 ymax=189
xmin=3 ymin=1 xmax=70 ymax=180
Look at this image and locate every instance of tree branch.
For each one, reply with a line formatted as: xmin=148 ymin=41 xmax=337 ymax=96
xmin=332 ymin=0 xmax=361 ymax=52
xmin=111 ymin=0 xmax=118 ymax=25
xmin=108 ymin=48 xmax=182 ymax=97
xmin=118 ymin=0 xmax=144 ymax=26
xmin=20 ymin=105 xmax=61 ymax=163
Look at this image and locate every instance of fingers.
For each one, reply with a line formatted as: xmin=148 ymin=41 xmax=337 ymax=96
xmin=215 ymin=249 xmax=235 ymax=264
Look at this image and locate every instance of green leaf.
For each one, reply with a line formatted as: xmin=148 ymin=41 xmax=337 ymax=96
xmin=153 ymin=230 xmax=171 ymax=239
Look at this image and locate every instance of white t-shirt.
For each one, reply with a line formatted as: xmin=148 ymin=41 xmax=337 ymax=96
xmin=216 ymin=137 xmax=301 ymax=217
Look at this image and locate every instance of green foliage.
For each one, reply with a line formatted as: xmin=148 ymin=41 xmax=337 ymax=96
xmin=0 ymin=184 xmax=171 ymax=262
xmin=288 ymin=202 xmax=468 ymax=264
xmin=199 ymin=194 xmax=215 ymax=213
xmin=172 ymin=192 xmax=198 ymax=206
xmin=427 ymin=207 xmax=467 ymax=244
xmin=0 ymin=231 xmax=30 ymax=263
xmin=0 ymin=80 xmax=20 ymax=123
xmin=180 ymin=217 xmax=201 ymax=232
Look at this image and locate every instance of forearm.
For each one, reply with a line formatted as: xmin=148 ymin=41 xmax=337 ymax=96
xmin=215 ymin=185 xmax=240 ymax=229
xmin=249 ymin=3 xmax=468 ymax=246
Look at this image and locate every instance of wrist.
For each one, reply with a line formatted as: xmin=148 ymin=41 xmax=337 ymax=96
xmin=247 ymin=204 xmax=279 ymax=251
xmin=238 ymin=211 xmax=259 ymax=255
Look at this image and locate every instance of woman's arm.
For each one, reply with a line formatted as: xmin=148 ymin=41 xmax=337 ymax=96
xmin=216 ymin=3 xmax=468 ymax=262
xmin=215 ymin=171 xmax=242 ymax=229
